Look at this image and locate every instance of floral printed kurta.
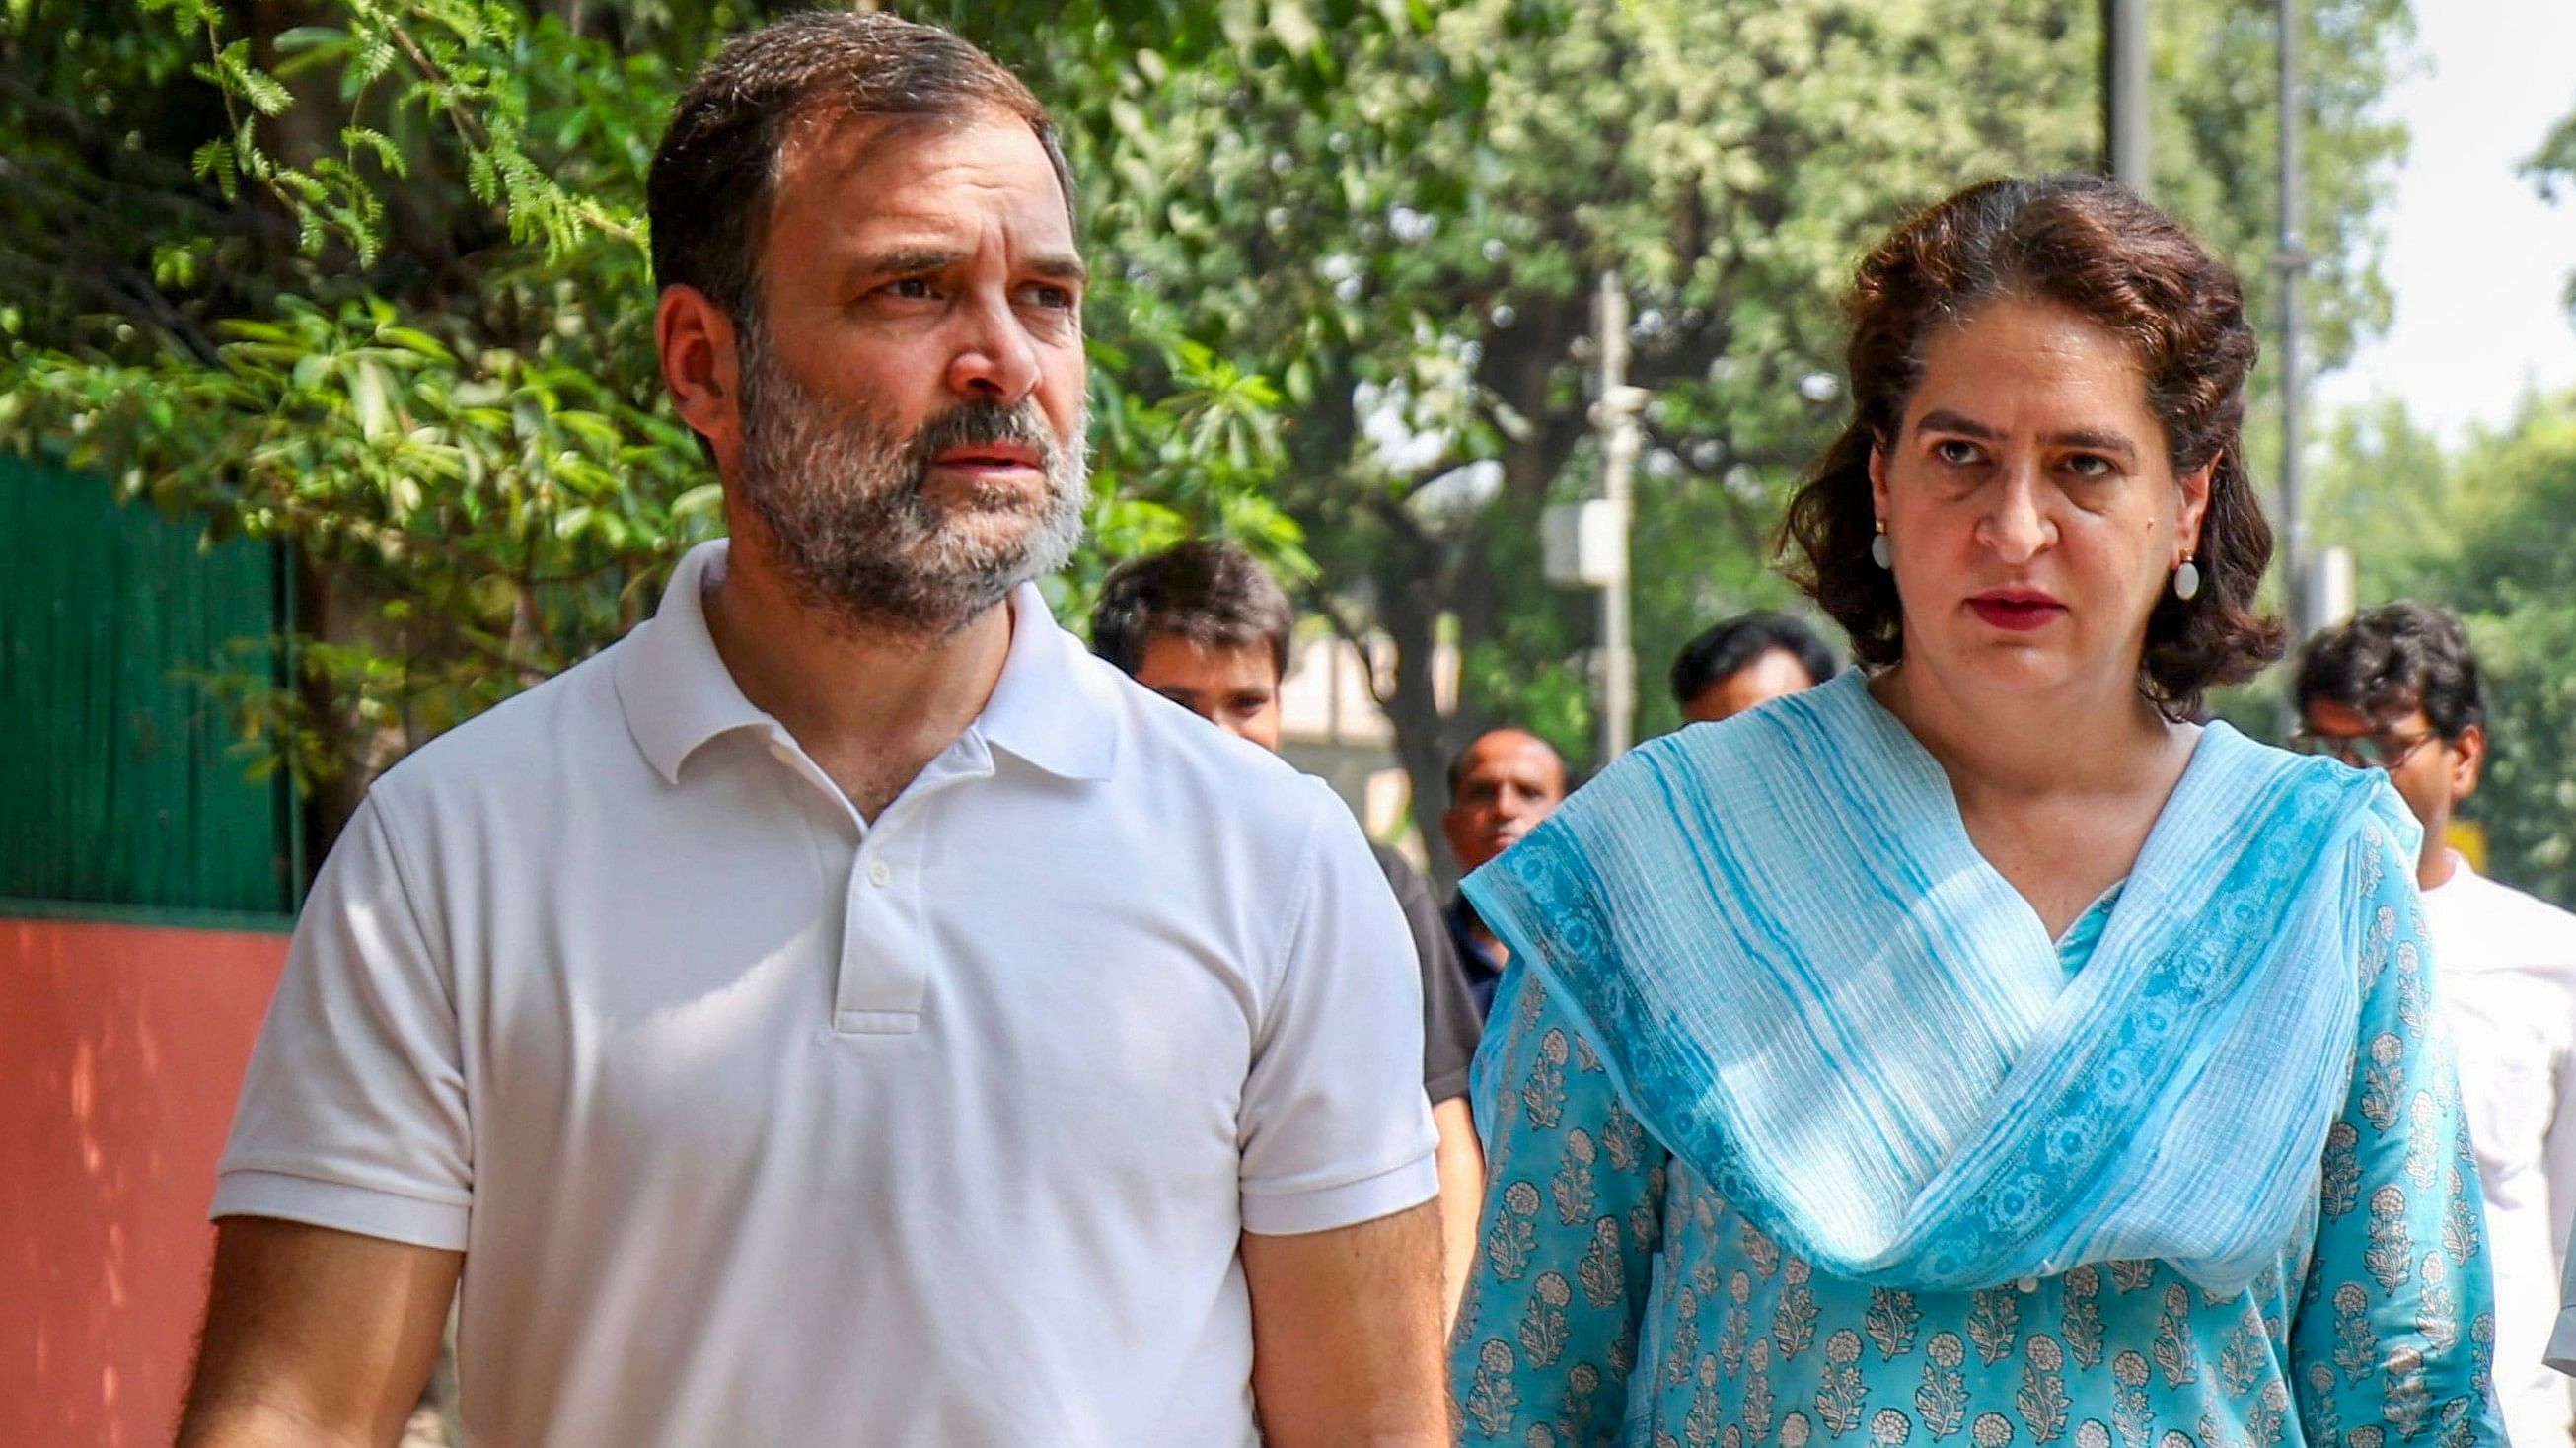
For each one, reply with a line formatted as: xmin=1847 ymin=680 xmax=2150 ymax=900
xmin=1450 ymin=833 xmax=2505 ymax=1448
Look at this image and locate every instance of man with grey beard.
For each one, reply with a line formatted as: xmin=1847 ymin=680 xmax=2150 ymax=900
xmin=177 ymin=14 xmax=1447 ymax=1447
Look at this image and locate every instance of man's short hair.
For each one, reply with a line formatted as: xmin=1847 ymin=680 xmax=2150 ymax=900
xmin=1668 ymin=612 xmax=1839 ymax=707
xmin=2293 ymin=600 xmax=2486 ymax=741
xmin=648 ymin=12 xmax=1074 ymax=326
xmin=1444 ymin=730 xmax=1569 ymax=806
xmin=1091 ymin=541 xmax=1295 ymax=680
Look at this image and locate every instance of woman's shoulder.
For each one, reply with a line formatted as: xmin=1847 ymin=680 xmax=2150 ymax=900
xmin=2191 ymin=723 xmax=2420 ymax=866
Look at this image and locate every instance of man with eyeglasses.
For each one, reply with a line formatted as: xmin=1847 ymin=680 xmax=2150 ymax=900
xmin=2296 ymin=599 xmax=2576 ymax=1448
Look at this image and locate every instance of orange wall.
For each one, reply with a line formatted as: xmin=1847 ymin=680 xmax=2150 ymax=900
xmin=1 ymin=916 xmax=287 ymax=1447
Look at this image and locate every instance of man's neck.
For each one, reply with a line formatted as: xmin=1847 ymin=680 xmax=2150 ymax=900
xmin=2419 ymin=842 xmax=2461 ymax=892
xmin=702 ymin=537 xmax=1013 ymax=820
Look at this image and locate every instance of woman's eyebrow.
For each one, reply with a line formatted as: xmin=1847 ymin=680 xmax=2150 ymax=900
xmin=1915 ymin=409 xmax=2140 ymax=466
xmin=1914 ymin=407 xmax=1996 ymax=439
xmin=2041 ymin=428 xmax=2139 ymax=464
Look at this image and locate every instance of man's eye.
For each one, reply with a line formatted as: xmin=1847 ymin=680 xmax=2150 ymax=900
xmin=884 ymin=278 xmax=937 ymax=300
xmin=1020 ymin=283 xmax=1076 ymax=310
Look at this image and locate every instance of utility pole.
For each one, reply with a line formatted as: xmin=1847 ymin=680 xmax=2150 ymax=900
xmin=2275 ymin=0 xmax=2310 ymax=643
xmin=1589 ymin=272 xmax=1645 ymax=762
xmin=2103 ymin=0 xmax=2151 ymax=193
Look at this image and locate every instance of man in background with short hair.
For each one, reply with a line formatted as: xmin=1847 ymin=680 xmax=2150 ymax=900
xmin=2297 ymin=599 xmax=2576 ymax=1448
xmin=1669 ymin=610 xmax=1838 ymax=726
xmin=1440 ymin=728 xmax=1569 ymax=1015
xmin=179 ymin=15 xmax=1445 ymax=1445
xmin=1092 ymin=539 xmax=1489 ymax=1322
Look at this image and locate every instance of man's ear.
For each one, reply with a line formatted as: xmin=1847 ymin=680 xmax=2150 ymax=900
xmin=657 ymin=284 xmax=745 ymax=474
xmin=2451 ymin=721 xmax=2487 ymax=804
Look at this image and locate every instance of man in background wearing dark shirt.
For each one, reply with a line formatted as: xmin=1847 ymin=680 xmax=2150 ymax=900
xmin=1092 ymin=541 xmax=1487 ymax=1323
xmin=1439 ymin=728 xmax=1570 ymax=1015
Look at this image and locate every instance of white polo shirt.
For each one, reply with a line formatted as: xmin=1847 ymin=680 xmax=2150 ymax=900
xmin=213 ymin=540 xmax=1437 ymax=1446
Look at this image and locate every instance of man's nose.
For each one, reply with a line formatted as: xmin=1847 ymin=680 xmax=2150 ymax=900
xmin=945 ymin=294 xmax=1041 ymax=404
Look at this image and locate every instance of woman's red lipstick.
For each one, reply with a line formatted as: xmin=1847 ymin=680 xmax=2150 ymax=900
xmin=1967 ymin=590 xmax=2065 ymax=631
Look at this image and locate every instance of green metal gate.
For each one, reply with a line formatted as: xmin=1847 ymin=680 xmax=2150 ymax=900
xmin=1 ymin=457 xmax=297 ymax=918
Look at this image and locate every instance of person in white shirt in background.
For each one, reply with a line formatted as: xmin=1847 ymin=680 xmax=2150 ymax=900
xmin=2297 ymin=599 xmax=2576 ymax=1447
xmin=2557 ymin=1237 xmax=2576 ymax=1386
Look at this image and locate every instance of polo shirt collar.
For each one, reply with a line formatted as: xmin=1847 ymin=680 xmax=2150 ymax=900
xmin=615 ymin=541 xmax=775 ymax=785
xmin=614 ymin=540 xmax=1119 ymax=786
xmin=977 ymin=580 xmax=1122 ymax=783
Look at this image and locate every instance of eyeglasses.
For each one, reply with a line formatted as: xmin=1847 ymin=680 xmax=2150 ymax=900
xmin=2290 ymin=729 xmax=2439 ymax=770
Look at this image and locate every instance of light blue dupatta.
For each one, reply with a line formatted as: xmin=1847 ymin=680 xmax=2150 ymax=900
xmin=1462 ymin=669 xmax=2416 ymax=1294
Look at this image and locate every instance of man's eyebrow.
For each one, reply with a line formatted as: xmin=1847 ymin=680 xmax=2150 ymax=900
xmin=1026 ymin=253 xmax=1089 ymax=286
xmin=837 ymin=249 xmax=1089 ymax=288
xmin=843 ymin=248 xmax=965 ymax=281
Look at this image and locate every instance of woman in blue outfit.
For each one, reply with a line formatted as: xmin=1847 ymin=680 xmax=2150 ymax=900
xmin=1449 ymin=175 xmax=2502 ymax=1448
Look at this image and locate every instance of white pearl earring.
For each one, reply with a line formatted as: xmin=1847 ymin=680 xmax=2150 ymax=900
xmin=2172 ymin=556 xmax=2202 ymax=602
xmin=1871 ymin=526 xmax=1891 ymax=570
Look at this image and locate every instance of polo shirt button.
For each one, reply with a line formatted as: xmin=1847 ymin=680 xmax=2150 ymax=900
xmin=867 ymin=860 xmax=893 ymax=887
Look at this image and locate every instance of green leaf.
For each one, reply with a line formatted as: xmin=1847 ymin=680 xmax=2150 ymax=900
xmin=669 ymin=483 xmax=725 ymax=521
xmin=351 ymin=361 xmax=395 ymax=440
xmin=377 ymin=326 xmax=454 ymax=363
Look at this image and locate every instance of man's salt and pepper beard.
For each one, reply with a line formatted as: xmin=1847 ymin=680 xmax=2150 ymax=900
xmin=730 ymin=312 xmax=1090 ymax=639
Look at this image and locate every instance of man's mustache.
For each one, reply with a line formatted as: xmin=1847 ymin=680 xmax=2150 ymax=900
xmin=905 ymin=398 xmax=1059 ymax=473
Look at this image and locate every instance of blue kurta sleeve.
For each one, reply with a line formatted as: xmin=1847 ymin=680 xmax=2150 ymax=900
xmin=2290 ymin=817 xmax=2506 ymax=1445
xmin=1450 ymin=963 xmax=1669 ymax=1445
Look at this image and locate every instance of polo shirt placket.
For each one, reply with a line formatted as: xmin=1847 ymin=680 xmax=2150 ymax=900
xmin=770 ymin=729 xmax=995 ymax=1038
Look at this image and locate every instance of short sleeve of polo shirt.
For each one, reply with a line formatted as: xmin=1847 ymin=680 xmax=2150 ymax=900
xmin=210 ymin=795 xmax=473 ymax=1250
xmin=1236 ymin=786 xmax=1440 ymax=1236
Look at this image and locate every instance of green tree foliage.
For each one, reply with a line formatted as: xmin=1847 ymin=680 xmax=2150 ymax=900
xmin=5 ymin=0 xmax=2414 ymax=861
xmin=1044 ymin=0 xmax=2413 ymax=866
xmin=2434 ymin=399 xmax=2576 ymax=904
xmin=2307 ymin=398 xmax=2459 ymax=603
xmin=2306 ymin=392 xmax=2576 ymax=905
xmin=2297 ymin=86 xmax=2576 ymax=903
xmin=0 ymin=0 xmax=1311 ymax=826
xmin=2404 ymin=398 xmax=2576 ymax=904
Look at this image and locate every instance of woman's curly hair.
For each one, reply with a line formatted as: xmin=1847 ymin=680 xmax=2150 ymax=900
xmin=1779 ymin=174 xmax=2285 ymax=717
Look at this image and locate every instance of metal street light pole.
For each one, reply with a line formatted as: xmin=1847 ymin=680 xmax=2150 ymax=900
xmin=2276 ymin=0 xmax=2310 ymax=644
xmin=1589 ymin=271 xmax=1645 ymax=762
xmin=2104 ymin=0 xmax=2151 ymax=193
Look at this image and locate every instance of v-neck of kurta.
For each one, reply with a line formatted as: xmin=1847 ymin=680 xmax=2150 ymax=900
xmin=1848 ymin=681 xmax=2211 ymax=976
xmin=2053 ymin=882 xmax=2126 ymax=969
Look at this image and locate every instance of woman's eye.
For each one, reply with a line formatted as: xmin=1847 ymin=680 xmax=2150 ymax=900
xmin=1932 ymin=439 xmax=1981 ymax=466
xmin=2063 ymin=453 xmax=2113 ymax=479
